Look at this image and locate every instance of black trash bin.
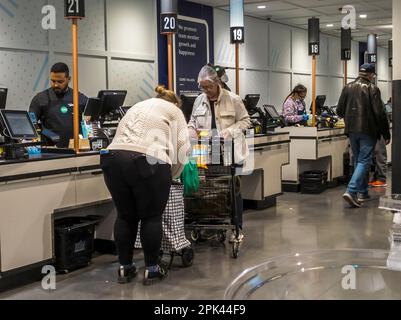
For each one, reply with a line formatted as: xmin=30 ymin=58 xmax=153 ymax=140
xmin=54 ymin=216 xmax=101 ymax=272
xmin=299 ymin=170 xmax=328 ymax=194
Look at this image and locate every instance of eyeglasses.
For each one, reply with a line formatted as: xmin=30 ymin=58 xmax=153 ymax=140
xmin=198 ymin=83 xmax=217 ymax=92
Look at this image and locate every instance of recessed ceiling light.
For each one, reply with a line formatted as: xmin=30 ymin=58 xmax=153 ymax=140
xmin=257 ymin=5 xmax=266 ymax=9
xmin=359 ymin=14 xmax=367 ymax=18
xmin=326 ymin=24 xmax=334 ymax=27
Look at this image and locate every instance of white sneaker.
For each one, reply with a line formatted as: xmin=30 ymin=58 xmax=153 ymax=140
xmin=229 ymin=231 xmax=244 ymax=243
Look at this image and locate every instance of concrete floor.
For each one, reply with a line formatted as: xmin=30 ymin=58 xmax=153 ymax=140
xmin=0 ymin=183 xmax=395 ymax=300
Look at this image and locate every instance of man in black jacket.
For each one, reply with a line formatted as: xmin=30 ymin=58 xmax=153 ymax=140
xmin=29 ymin=63 xmax=88 ymax=148
xmin=337 ymin=63 xmax=391 ymax=208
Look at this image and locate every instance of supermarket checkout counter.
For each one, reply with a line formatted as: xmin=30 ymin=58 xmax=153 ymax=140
xmin=241 ymin=132 xmax=290 ymax=209
xmin=0 ymin=151 xmax=112 ymax=290
xmin=275 ymin=126 xmax=348 ymax=192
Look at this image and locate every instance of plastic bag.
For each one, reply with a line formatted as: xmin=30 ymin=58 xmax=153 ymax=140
xmin=180 ymin=158 xmax=200 ymax=196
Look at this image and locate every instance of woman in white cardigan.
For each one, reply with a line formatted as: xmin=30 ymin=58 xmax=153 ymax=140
xmin=101 ymin=86 xmax=190 ymax=285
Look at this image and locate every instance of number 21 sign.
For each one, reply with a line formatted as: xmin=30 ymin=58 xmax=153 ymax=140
xmin=64 ymin=0 xmax=85 ymax=19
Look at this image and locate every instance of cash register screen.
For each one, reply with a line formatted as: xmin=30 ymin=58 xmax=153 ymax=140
xmin=0 ymin=88 xmax=7 ymax=110
xmin=263 ymin=105 xmax=280 ymax=119
xmin=0 ymin=110 xmax=38 ymax=140
xmin=97 ymin=90 xmax=127 ymax=116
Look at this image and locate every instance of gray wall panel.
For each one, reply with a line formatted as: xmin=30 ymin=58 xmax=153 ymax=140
xmin=0 ymin=0 xmax=48 ymax=47
xmin=0 ymin=50 xmax=49 ymax=110
xmin=0 ymin=0 xmax=157 ymax=109
xmin=110 ymin=59 xmax=156 ymax=106
xmin=53 ymin=0 xmax=106 ymax=52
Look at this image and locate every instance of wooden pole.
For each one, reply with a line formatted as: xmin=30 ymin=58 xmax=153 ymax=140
xmin=167 ymin=33 xmax=174 ymax=91
xmin=344 ymin=60 xmax=348 ymax=87
xmin=312 ymin=55 xmax=317 ymax=127
xmin=72 ymin=19 xmax=80 ymax=153
xmin=235 ymin=43 xmax=240 ymax=95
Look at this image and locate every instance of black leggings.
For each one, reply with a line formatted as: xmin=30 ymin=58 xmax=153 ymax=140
xmin=100 ymin=150 xmax=172 ymax=267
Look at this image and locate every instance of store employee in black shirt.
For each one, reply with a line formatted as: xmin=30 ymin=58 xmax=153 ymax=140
xmin=29 ymin=62 xmax=88 ymax=148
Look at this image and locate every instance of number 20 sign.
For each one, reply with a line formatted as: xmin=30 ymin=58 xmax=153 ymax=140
xmin=64 ymin=0 xmax=85 ymax=19
xmin=161 ymin=13 xmax=178 ymax=34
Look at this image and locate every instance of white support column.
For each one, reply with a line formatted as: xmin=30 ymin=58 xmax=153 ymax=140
xmin=392 ymin=0 xmax=401 ymax=193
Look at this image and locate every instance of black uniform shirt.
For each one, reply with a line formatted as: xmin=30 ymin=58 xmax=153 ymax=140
xmin=29 ymin=88 xmax=88 ymax=148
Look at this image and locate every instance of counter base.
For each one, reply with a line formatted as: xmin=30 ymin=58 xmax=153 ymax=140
xmin=0 ymin=259 xmax=53 ymax=293
xmin=244 ymin=195 xmax=278 ymax=211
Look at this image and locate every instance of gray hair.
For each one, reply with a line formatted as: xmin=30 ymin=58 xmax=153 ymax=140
xmin=198 ymin=65 xmax=220 ymax=84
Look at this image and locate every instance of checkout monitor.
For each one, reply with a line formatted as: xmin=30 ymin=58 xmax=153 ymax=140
xmin=83 ymin=97 xmax=102 ymax=122
xmin=310 ymin=95 xmax=326 ymax=113
xmin=244 ymin=94 xmax=260 ymax=111
xmin=0 ymin=110 xmax=38 ymax=140
xmin=97 ymin=90 xmax=127 ymax=117
xmin=0 ymin=88 xmax=7 ymax=110
xmin=180 ymin=94 xmax=199 ymax=122
xmin=263 ymin=105 xmax=281 ymax=120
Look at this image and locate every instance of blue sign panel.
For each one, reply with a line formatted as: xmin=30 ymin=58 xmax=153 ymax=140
xmin=175 ymin=17 xmax=209 ymax=95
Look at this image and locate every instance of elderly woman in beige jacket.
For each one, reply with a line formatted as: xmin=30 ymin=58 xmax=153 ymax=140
xmin=188 ymin=65 xmax=251 ymax=242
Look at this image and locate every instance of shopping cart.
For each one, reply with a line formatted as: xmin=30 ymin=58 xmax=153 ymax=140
xmin=135 ymin=182 xmax=194 ymax=269
xmin=184 ymin=137 xmax=243 ymax=258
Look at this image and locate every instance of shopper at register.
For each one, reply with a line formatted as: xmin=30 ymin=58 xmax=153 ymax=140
xmin=282 ymin=84 xmax=308 ymax=126
xmin=337 ymin=63 xmax=390 ymax=208
xmin=29 ymin=62 xmax=88 ymax=148
xmin=188 ymin=65 xmax=251 ymax=243
xmin=101 ymin=86 xmax=190 ymax=285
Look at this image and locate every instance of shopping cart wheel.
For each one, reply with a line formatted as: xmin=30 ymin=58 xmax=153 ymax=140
xmin=181 ymin=247 xmax=194 ymax=268
xmin=232 ymin=242 xmax=240 ymax=259
xmin=190 ymin=230 xmax=201 ymax=243
xmin=217 ymin=230 xmax=227 ymax=243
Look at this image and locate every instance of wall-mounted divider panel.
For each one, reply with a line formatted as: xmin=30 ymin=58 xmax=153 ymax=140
xmin=0 ymin=0 xmax=157 ymax=110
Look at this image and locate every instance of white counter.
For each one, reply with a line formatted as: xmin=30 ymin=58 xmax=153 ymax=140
xmin=241 ymin=132 xmax=290 ymax=208
xmin=275 ymin=127 xmax=348 ymax=189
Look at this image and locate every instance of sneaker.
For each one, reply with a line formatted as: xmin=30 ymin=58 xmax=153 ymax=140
xmin=229 ymin=230 xmax=244 ymax=243
xmin=342 ymin=192 xmax=362 ymax=208
xmin=143 ymin=265 xmax=168 ymax=286
xmin=371 ymin=181 xmax=387 ymax=188
xmin=368 ymin=181 xmax=376 ymax=187
xmin=117 ymin=264 xmax=138 ymax=284
xmin=357 ymin=193 xmax=371 ymax=203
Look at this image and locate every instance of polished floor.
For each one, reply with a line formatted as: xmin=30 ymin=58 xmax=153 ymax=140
xmin=0 ymin=182 xmax=395 ymax=300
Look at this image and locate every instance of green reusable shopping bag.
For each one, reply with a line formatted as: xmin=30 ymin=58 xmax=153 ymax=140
xmin=180 ymin=158 xmax=199 ymax=196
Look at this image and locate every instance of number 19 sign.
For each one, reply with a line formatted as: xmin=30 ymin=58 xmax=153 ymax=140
xmin=231 ymin=27 xmax=244 ymax=44
xmin=64 ymin=0 xmax=85 ymax=19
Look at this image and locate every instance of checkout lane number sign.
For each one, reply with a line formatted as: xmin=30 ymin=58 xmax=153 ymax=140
xmin=64 ymin=0 xmax=85 ymax=18
xmin=230 ymin=27 xmax=244 ymax=44
xmin=161 ymin=13 xmax=178 ymax=34
xmin=309 ymin=43 xmax=320 ymax=55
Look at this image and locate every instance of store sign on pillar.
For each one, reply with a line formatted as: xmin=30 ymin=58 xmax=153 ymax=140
xmin=160 ymin=0 xmax=178 ymax=34
xmin=308 ymin=18 xmax=320 ymax=56
xmin=64 ymin=0 xmax=85 ymax=19
xmin=230 ymin=0 xmax=245 ymax=44
xmin=341 ymin=28 xmax=352 ymax=61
